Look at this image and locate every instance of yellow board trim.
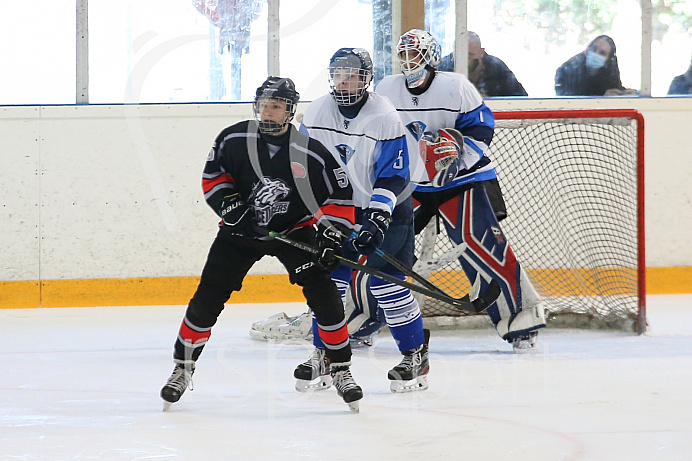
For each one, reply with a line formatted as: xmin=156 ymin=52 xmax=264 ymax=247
xmin=0 ymin=275 xmax=305 ymax=309
xmin=1 ymin=267 xmax=690 ymax=309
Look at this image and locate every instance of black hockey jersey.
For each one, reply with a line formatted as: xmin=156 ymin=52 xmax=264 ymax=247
xmin=201 ymin=120 xmax=354 ymax=235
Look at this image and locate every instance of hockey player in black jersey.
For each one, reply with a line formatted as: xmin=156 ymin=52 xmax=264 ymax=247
xmin=160 ymin=77 xmax=363 ymax=412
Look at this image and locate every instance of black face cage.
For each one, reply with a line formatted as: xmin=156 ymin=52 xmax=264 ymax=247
xmin=253 ymin=97 xmax=297 ymax=135
xmin=328 ymin=67 xmax=372 ymax=106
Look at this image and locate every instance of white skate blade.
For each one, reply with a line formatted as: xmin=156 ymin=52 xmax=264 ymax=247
xmin=390 ymin=375 xmax=429 ymax=393
xmin=162 ymin=401 xmax=172 ymax=411
xmin=295 ymin=375 xmax=332 ymax=393
xmin=347 ymin=401 xmax=360 ymax=413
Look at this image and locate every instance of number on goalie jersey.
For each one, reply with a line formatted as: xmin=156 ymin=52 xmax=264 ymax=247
xmin=376 ymin=29 xmax=546 ymax=351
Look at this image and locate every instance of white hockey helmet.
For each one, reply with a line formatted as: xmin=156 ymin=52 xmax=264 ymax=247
xmin=396 ymin=29 xmax=442 ymax=88
xmin=328 ymin=47 xmax=374 ymax=106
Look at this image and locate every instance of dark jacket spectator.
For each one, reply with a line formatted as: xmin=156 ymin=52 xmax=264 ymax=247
xmin=668 ymin=60 xmax=692 ymax=95
xmin=555 ymin=35 xmax=637 ymax=96
xmin=439 ymin=32 xmax=527 ymax=97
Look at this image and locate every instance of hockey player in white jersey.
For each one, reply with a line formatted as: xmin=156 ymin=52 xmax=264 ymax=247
xmin=376 ymin=30 xmax=546 ymax=352
xmin=298 ymin=48 xmax=430 ymax=392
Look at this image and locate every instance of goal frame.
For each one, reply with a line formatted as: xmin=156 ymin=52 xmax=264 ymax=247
xmin=419 ymin=108 xmax=646 ymax=333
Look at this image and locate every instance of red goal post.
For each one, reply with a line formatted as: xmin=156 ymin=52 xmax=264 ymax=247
xmin=416 ymin=109 xmax=646 ymax=333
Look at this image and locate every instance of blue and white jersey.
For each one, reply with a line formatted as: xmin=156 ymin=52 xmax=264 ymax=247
xmin=376 ymin=72 xmax=496 ymax=193
xmin=300 ymin=93 xmax=410 ymax=217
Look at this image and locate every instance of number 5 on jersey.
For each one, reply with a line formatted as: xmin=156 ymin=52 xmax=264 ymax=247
xmin=393 ymin=149 xmax=404 ymax=170
xmin=334 ymin=167 xmax=349 ymax=188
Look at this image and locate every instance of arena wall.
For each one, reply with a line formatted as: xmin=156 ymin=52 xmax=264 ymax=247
xmin=1 ymin=97 xmax=690 ymax=308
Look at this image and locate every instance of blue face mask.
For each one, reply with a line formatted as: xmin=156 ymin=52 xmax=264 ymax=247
xmin=585 ymin=50 xmax=607 ymax=70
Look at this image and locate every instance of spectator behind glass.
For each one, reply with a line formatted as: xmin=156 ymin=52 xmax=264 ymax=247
xmin=439 ymin=31 xmax=528 ymax=97
xmin=668 ymin=56 xmax=692 ymax=95
xmin=555 ymin=35 xmax=637 ymax=96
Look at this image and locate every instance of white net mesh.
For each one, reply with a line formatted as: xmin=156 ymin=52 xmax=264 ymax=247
xmin=416 ymin=109 xmax=645 ymax=333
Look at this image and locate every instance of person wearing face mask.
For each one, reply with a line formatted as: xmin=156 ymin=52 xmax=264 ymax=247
xmin=555 ymin=34 xmax=638 ymax=96
xmin=438 ymin=31 xmax=527 ymax=97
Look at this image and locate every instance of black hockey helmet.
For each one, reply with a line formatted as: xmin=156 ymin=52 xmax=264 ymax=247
xmin=328 ymin=48 xmax=373 ymax=106
xmin=253 ymin=76 xmax=300 ymax=135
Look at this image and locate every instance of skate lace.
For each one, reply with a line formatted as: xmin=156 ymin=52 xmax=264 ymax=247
xmin=398 ymin=348 xmax=423 ymax=371
xmin=166 ymin=365 xmax=194 ymax=392
xmin=301 ymin=348 xmax=327 ymax=371
xmin=332 ymin=368 xmax=358 ymax=393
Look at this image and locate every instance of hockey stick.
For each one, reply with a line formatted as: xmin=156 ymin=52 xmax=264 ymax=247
xmin=257 ymin=228 xmax=499 ymax=313
xmin=351 ymin=232 xmax=469 ymax=299
xmin=372 ymin=245 xmax=458 ymax=296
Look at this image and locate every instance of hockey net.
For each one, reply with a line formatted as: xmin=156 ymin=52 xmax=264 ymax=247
xmin=417 ymin=109 xmax=646 ymax=333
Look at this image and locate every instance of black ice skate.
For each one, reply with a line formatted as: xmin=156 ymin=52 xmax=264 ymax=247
xmin=387 ymin=329 xmax=430 ymax=393
xmin=510 ymin=330 xmax=538 ymax=353
xmin=160 ymin=360 xmax=195 ymax=411
xmin=331 ymin=364 xmax=363 ymax=413
xmin=294 ymin=347 xmax=332 ymax=392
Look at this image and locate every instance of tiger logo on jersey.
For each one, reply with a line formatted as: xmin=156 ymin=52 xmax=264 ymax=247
xmin=335 ymin=144 xmax=355 ymax=164
xmin=406 ymin=121 xmax=427 ymax=141
xmin=249 ymin=177 xmax=291 ymax=225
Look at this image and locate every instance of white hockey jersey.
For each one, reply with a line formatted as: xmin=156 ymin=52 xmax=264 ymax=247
xmin=300 ymin=93 xmax=410 ymax=216
xmin=376 ymin=72 xmax=497 ymax=193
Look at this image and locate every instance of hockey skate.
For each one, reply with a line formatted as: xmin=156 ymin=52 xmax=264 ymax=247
xmin=160 ymin=360 xmax=195 ymax=411
xmin=331 ymin=364 xmax=363 ymax=413
xmin=388 ymin=330 xmax=430 ymax=393
xmin=294 ymin=347 xmax=332 ymax=392
xmin=249 ymin=311 xmax=312 ymax=343
xmin=511 ymin=330 xmax=539 ymax=353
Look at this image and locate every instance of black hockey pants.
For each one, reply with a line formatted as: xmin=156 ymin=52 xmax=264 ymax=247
xmin=173 ymin=226 xmax=350 ymax=363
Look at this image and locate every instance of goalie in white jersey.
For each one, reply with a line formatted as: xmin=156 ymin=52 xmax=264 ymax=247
xmin=376 ymin=29 xmax=546 ymax=351
xmin=298 ymin=48 xmax=430 ymax=393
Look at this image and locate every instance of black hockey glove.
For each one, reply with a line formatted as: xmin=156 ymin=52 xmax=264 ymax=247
xmin=219 ymin=193 xmax=254 ymax=237
xmin=347 ymin=209 xmax=391 ymax=256
xmin=315 ymin=224 xmax=346 ymax=271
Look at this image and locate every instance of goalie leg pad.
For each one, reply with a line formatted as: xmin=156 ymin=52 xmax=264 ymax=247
xmin=439 ymin=185 xmax=520 ymax=321
xmin=347 ymin=271 xmax=386 ymax=346
xmin=496 ymin=268 xmax=547 ymax=340
xmin=439 ymin=185 xmax=546 ymax=339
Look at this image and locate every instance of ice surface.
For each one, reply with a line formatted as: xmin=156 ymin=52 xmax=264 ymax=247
xmin=2 ymin=295 xmax=691 ymax=460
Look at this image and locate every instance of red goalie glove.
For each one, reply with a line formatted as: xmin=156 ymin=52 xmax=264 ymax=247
xmin=419 ymin=128 xmax=463 ymax=188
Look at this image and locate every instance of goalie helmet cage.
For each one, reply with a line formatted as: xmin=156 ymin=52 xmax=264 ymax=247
xmin=416 ymin=108 xmax=646 ymax=333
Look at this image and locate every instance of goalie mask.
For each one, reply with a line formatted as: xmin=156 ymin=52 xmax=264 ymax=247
xmin=253 ymin=76 xmax=300 ymax=135
xmin=397 ymin=29 xmax=442 ymax=88
xmin=328 ymin=48 xmax=373 ymax=106
xmin=419 ymin=128 xmax=463 ymax=188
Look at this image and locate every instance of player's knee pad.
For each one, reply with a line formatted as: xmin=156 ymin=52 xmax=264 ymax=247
xmin=186 ymin=291 xmax=226 ymax=328
xmin=369 ymin=275 xmax=421 ymax=328
xmin=297 ymin=267 xmax=343 ymax=314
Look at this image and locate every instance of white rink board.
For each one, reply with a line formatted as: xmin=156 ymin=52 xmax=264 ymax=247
xmin=0 ymin=98 xmax=690 ymax=282
xmin=0 ymin=106 xmax=41 ymax=281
